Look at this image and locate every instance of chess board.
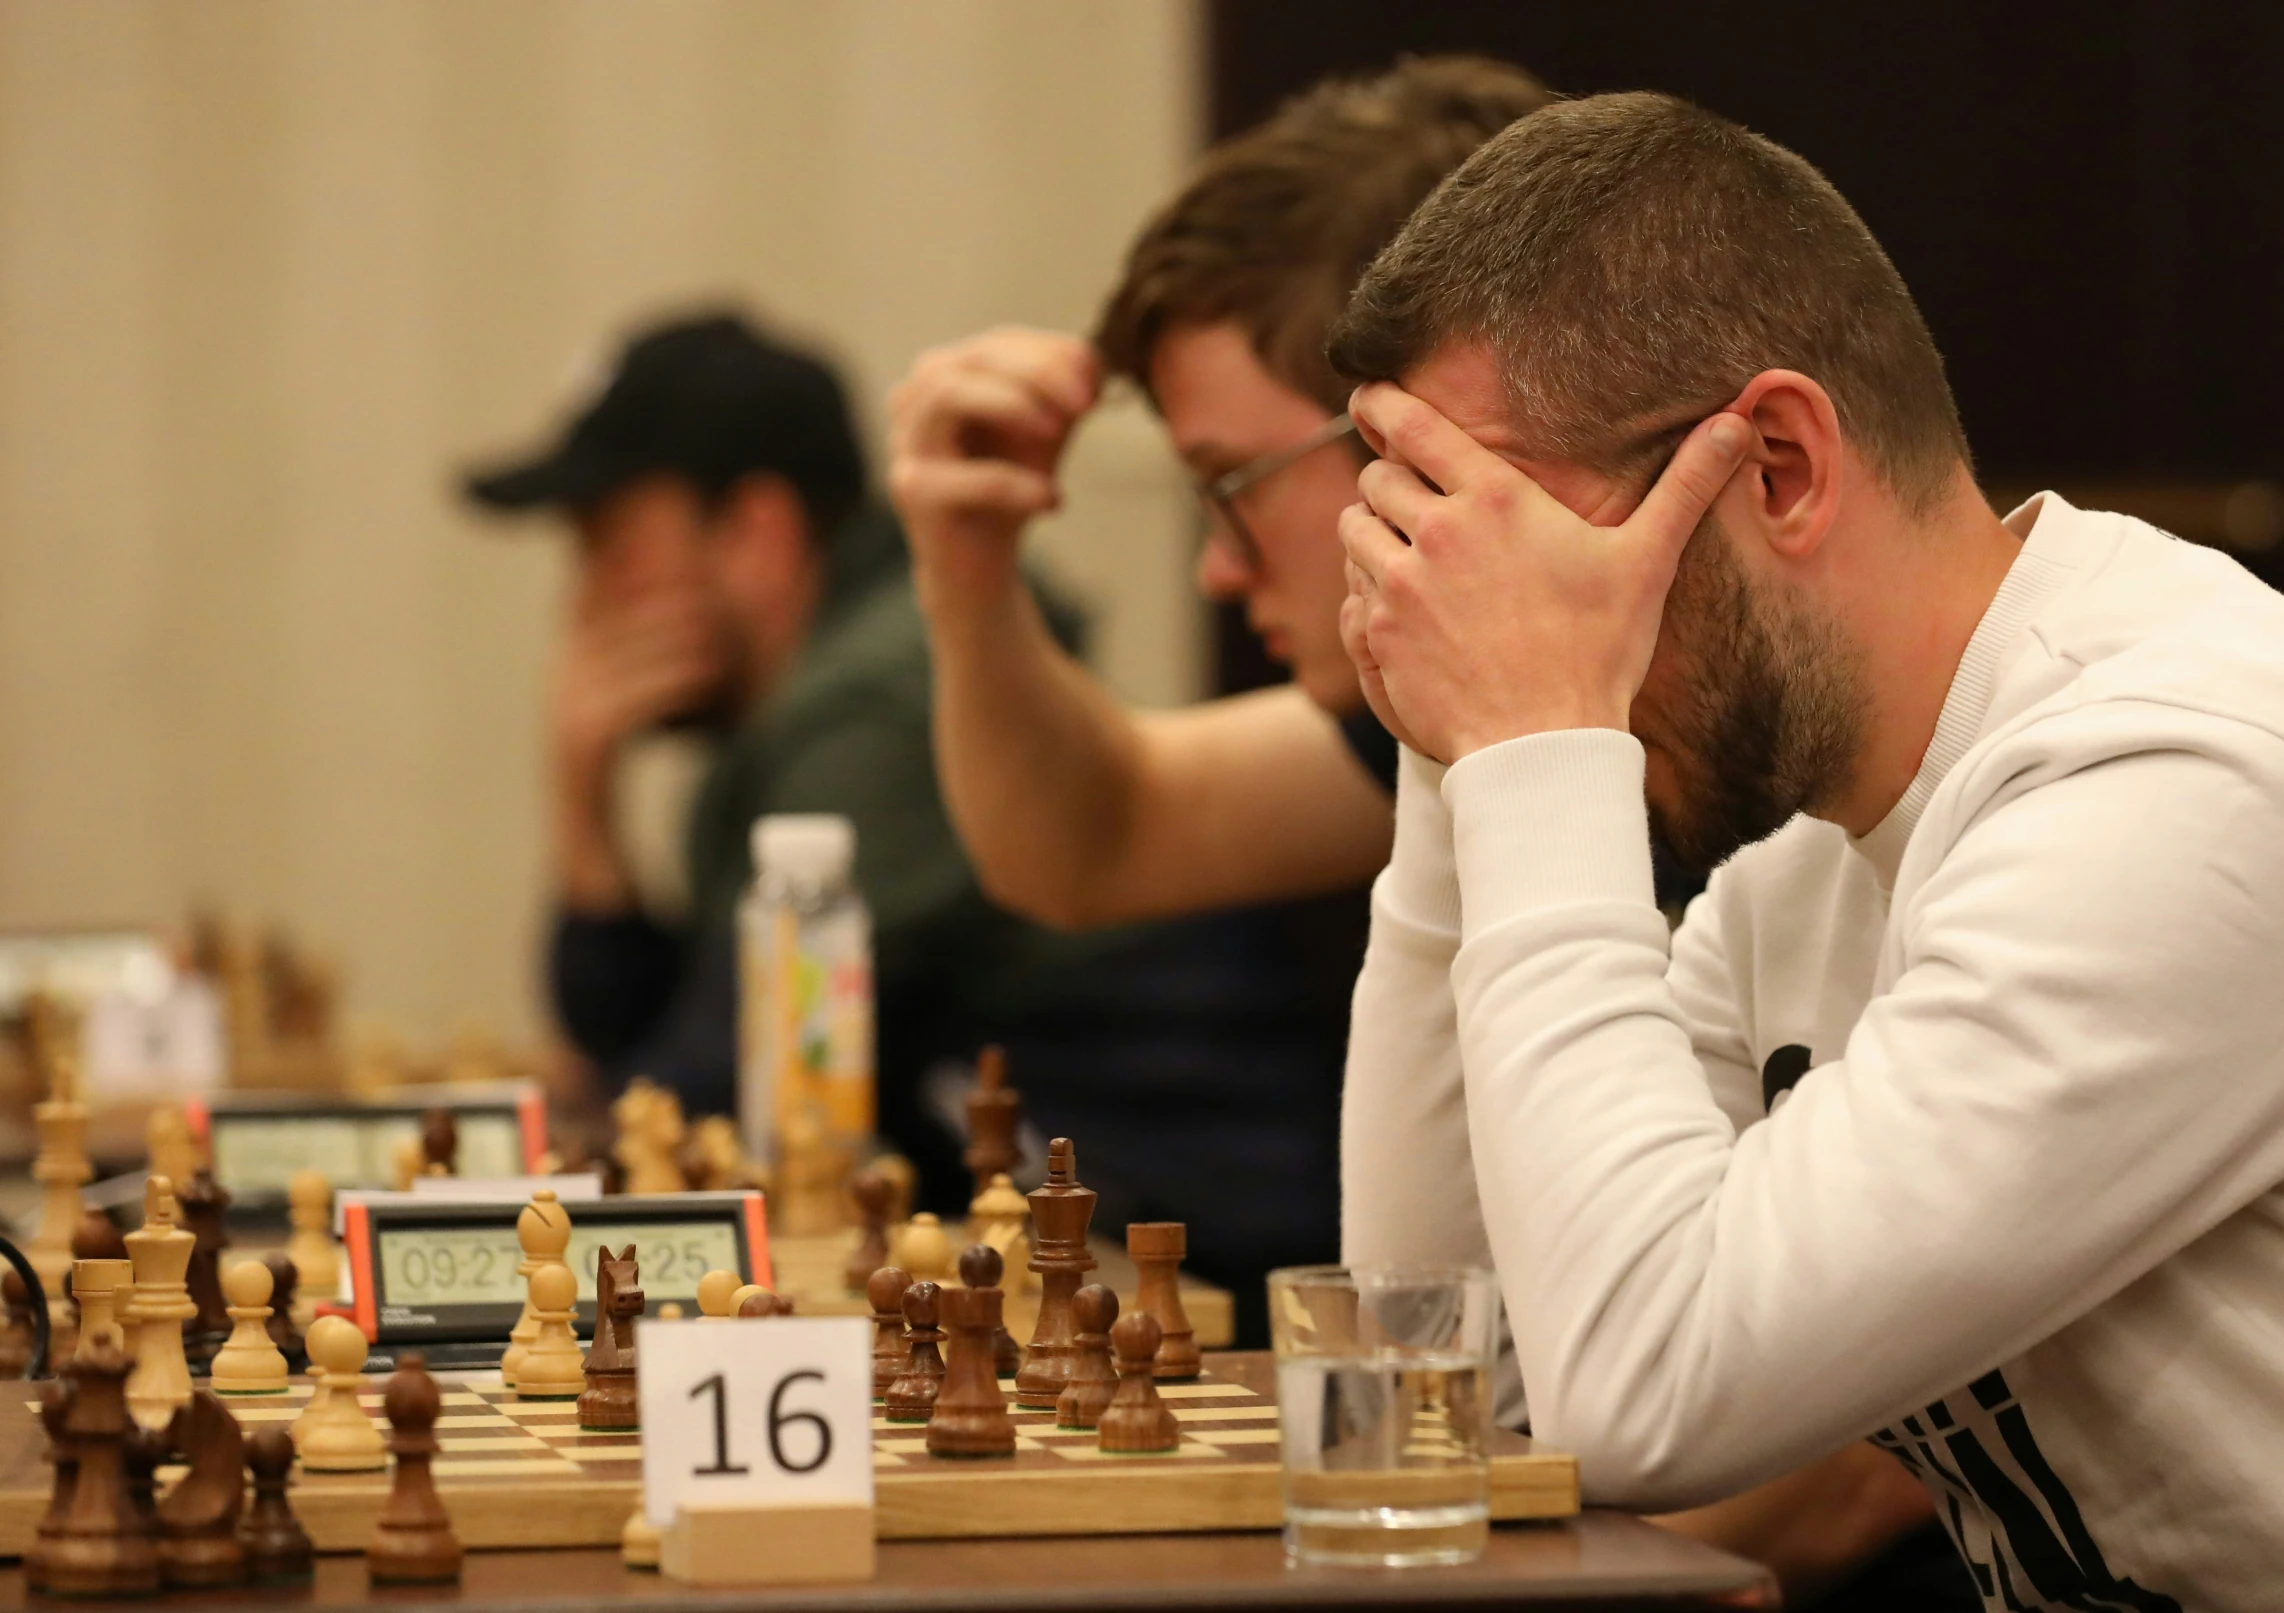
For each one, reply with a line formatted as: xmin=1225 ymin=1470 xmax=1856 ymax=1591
xmin=0 ymin=1355 xmax=1576 ymax=1553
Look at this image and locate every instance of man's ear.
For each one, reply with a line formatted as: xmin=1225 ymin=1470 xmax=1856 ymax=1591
xmin=1720 ymin=370 xmax=1842 ymax=560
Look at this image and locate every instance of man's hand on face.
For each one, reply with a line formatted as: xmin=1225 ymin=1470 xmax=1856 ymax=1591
xmin=552 ymin=588 xmax=730 ymax=795
xmin=1337 ymin=382 xmax=1752 ymax=764
xmin=887 ymin=327 xmax=1100 ymax=626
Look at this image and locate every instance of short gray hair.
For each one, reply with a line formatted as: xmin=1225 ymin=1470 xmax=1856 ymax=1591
xmin=1327 ymin=92 xmax=1969 ymax=511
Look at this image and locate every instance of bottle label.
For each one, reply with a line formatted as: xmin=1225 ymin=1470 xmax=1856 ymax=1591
xmin=762 ymin=907 xmax=875 ymax=1150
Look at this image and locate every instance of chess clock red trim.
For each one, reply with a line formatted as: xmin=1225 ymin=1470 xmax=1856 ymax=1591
xmin=343 ymin=1200 xmax=380 ymax=1340
xmin=743 ymin=1190 xmax=774 ymax=1290
xmin=515 ymin=1087 xmax=548 ymax=1172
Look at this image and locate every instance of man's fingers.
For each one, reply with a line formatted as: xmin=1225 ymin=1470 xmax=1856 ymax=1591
xmin=1628 ymin=412 xmax=1753 ymax=557
xmin=895 ymin=366 xmax=1074 ymax=460
xmin=1337 ymin=501 xmax=1410 ymax=586
xmin=1349 ymin=382 xmax=1524 ymax=500
xmin=1355 ymin=459 xmax=1442 ymax=544
xmin=888 ymin=457 xmax=1058 ymax=520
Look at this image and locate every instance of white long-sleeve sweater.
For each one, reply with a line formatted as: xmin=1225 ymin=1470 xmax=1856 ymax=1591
xmin=1342 ymin=494 xmax=2284 ymax=1613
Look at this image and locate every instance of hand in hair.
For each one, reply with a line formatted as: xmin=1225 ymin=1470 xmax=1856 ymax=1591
xmin=1338 ymin=381 xmax=1751 ymax=763
xmin=888 ymin=327 xmax=1100 ymax=625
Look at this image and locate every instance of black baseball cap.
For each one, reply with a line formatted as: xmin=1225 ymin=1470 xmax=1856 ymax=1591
xmin=463 ymin=311 xmax=867 ymax=530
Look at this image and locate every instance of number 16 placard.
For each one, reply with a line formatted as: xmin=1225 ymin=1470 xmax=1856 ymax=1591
xmin=638 ymin=1317 xmax=875 ymax=1531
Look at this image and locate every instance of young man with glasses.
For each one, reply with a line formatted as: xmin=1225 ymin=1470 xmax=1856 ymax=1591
xmin=891 ymin=57 xmax=1977 ymax=1611
xmin=887 ymin=63 xmax=1512 ymax=931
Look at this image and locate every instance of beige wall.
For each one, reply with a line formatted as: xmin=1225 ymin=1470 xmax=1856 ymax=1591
xmin=0 ymin=0 xmax=1203 ymax=1046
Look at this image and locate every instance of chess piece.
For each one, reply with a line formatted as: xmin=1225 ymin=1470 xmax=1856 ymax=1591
xmin=260 ymin=1253 xmax=306 ymax=1372
xmin=284 ymin=1170 xmax=340 ymax=1327
xmin=657 ymin=1302 xmax=685 ymax=1320
xmin=72 ymin=1259 xmax=133 ymax=1361
xmin=1097 ymin=1312 xmax=1180 ymax=1453
xmin=1055 ymin=1285 xmax=1120 ymax=1430
xmin=968 ymin=1171 xmax=1033 ymax=1297
xmin=844 ymin=1167 xmax=894 ymax=1290
xmin=1126 ymin=1222 xmax=1202 ymax=1380
xmin=44 ymin=1339 xmax=161 ymax=1598
xmin=367 ymin=1354 xmax=463 ymax=1584
xmin=124 ymin=1173 xmax=197 ymax=1429
xmin=296 ymin=1315 xmax=386 ymax=1471
xmin=123 ymin=1420 xmax=167 ymax=1559
xmin=958 ymin=1243 xmax=1023 ymax=1377
xmin=882 ymin=1280 xmax=945 ymax=1423
xmin=513 ymin=1263 xmax=586 ymax=1399
xmin=0 ymin=1269 xmax=33 ymax=1378
xmin=613 ymin=1079 xmax=689 ymax=1195
xmin=579 ymin=1246 xmax=642 ymax=1430
xmin=66 ymin=1209 xmax=129 ymax=1364
xmin=177 ymin=1168 xmax=233 ymax=1367
xmin=867 ymin=1266 xmax=912 ymax=1398
xmin=963 ymin=1044 xmax=1023 ymax=1207
xmin=156 ymin=1389 xmax=246 ymax=1587
xmin=681 ymin=1114 xmax=759 ymax=1191
xmin=209 ymin=1261 xmax=289 ymax=1394
xmin=26 ymin=996 xmax=94 ymax=1301
xmin=696 ymin=1268 xmax=742 ymax=1319
xmin=501 ymin=1188 xmax=572 ymax=1390
xmin=775 ymin=1101 xmax=853 ymax=1234
xmin=144 ymin=1105 xmax=201 ymax=1203
xmin=737 ymin=1289 xmax=795 ymax=1318
xmin=622 ymin=1501 xmax=662 ymax=1569
xmin=928 ymin=1283 xmax=1015 ymax=1457
xmin=872 ymin=1152 xmax=918 ymax=1226
xmin=390 ymin=1135 xmax=423 ymax=1192
xmin=1012 ymin=1137 xmax=1096 ymax=1408
xmin=894 ymin=1211 xmax=954 ymax=1282
xmin=419 ymin=1106 xmax=459 ymax=1176
xmin=27 ymin=1378 xmax=74 ymax=1591
xmin=239 ymin=1426 xmax=313 ymax=1583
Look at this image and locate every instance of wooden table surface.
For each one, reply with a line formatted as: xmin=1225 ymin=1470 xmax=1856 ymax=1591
xmin=0 ymin=1516 xmax=1775 ymax=1611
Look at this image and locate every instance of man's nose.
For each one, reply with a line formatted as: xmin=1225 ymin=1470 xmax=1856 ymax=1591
xmin=1194 ymin=538 xmax=1252 ymax=603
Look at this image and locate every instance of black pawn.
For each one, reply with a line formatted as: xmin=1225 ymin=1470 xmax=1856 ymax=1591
xmin=261 ymin=1253 xmax=306 ymax=1373
xmin=239 ymin=1427 xmax=312 ymax=1582
xmin=958 ymin=1244 xmax=1022 ymax=1377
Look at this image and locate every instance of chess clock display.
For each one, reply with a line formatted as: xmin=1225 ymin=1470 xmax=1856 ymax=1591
xmin=339 ymin=1191 xmax=770 ymax=1369
xmin=189 ymin=1088 xmax=547 ymax=1208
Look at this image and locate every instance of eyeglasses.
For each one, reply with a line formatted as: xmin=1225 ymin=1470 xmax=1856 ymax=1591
xmin=1196 ymin=414 xmax=1364 ymax=572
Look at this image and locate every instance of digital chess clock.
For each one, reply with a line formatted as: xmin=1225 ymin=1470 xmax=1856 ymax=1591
xmin=338 ymin=1191 xmax=772 ymax=1369
xmin=189 ymin=1087 xmax=547 ymax=1209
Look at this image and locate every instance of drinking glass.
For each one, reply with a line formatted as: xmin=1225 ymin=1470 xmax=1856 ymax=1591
xmin=1267 ymin=1265 xmax=1501 ymax=1567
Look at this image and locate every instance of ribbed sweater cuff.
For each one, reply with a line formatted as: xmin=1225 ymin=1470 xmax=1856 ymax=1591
xmin=1444 ymin=730 xmax=1655 ymax=939
xmin=1381 ymin=745 xmax=1462 ymax=933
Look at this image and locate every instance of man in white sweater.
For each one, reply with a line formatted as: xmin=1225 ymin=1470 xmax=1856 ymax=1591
xmin=1328 ymin=92 xmax=2284 ymax=1612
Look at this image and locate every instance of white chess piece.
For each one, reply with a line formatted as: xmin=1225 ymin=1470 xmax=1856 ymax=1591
xmin=296 ymin=1315 xmax=386 ymax=1471
xmin=208 ymin=1259 xmax=289 ymax=1395
xmin=513 ymin=1264 xmax=586 ymax=1400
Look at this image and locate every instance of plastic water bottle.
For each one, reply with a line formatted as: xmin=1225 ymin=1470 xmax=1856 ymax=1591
xmin=737 ymin=814 xmax=875 ymax=1175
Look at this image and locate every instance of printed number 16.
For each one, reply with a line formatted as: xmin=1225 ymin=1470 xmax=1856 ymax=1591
xmin=689 ymin=1371 xmax=833 ymax=1477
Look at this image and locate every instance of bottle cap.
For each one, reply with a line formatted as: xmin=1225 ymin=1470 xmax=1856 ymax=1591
xmin=752 ymin=813 xmax=856 ymax=885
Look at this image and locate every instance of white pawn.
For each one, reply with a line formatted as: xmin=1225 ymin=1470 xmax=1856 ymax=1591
xmin=208 ymin=1259 xmax=289 ymax=1395
xmin=285 ymin=1169 xmax=340 ymax=1328
xmin=513 ymin=1264 xmax=586 ymax=1400
xmin=696 ymin=1269 xmax=741 ymax=1320
xmin=501 ymin=1188 xmax=572 ymax=1390
xmin=895 ymin=1212 xmax=954 ymax=1282
xmin=295 ymin=1314 xmax=386 ymax=1471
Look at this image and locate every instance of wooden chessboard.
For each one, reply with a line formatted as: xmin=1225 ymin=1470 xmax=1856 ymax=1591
xmin=0 ymin=1355 xmax=1575 ymax=1553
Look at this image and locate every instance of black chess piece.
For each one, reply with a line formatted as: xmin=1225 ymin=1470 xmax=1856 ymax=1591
xmin=239 ymin=1426 xmax=313 ymax=1582
xmin=261 ymin=1252 xmax=306 ymax=1372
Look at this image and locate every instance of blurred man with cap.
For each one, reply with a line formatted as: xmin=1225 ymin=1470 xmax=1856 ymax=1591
xmin=466 ymin=311 xmax=998 ymax=1136
xmin=465 ymin=313 xmax=1358 ymax=1326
